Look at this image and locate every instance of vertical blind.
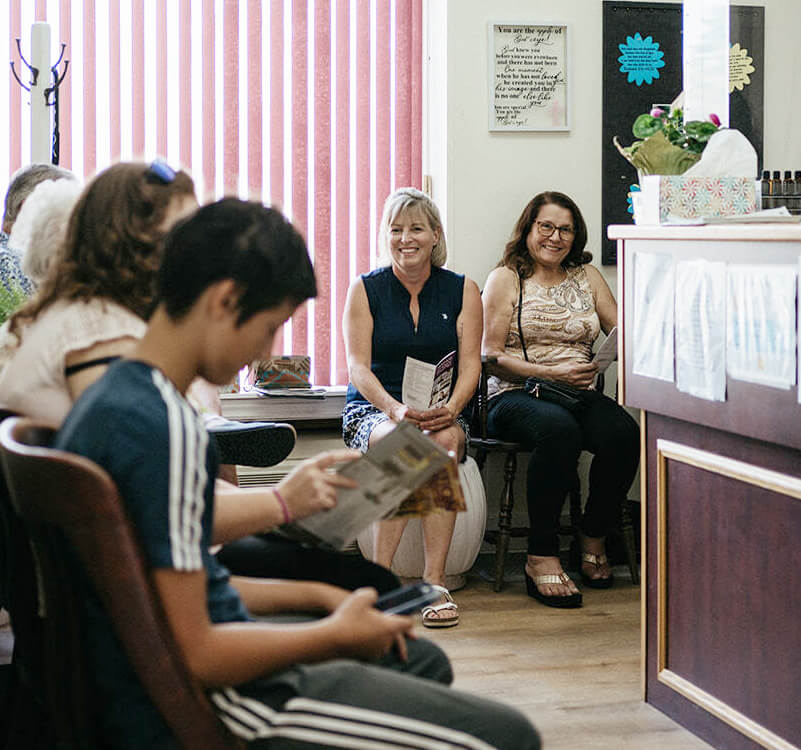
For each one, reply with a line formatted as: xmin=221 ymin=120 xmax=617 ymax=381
xmin=2 ymin=0 xmax=423 ymax=386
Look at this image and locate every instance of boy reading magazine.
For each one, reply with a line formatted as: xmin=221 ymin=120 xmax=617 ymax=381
xmin=55 ymin=199 xmax=540 ymax=749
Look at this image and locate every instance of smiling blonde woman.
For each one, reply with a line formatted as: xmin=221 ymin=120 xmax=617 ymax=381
xmin=342 ymin=187 xmax=482 ymax=628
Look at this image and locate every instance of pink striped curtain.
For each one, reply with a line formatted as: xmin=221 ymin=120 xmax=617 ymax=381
xmin=2 ymin=0 xmax=423 ymax=386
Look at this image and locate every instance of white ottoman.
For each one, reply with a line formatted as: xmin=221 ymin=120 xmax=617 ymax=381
xmin=357 ymin=455 xmax=486 ymax=591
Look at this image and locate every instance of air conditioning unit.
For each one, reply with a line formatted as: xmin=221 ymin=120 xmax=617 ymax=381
xmin=234 ymin=432 xmax=347 ymax=488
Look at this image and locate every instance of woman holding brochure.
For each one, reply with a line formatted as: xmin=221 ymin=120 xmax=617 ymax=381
xmin=482 ymin=191 xmax=639 ymax=607
xmin=342 ymin=187 xmax=482 ymax=628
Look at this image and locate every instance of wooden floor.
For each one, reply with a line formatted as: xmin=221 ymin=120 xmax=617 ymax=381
xmin=423 ymin=564 xmax=711 ymax=750
xmin=0 ymin=567 xmax=714 ymax=747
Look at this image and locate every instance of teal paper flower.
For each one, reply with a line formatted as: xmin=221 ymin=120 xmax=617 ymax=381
xmin=626 ymin=184 xmax=641 ymax=215
xmin=618 ymin=33 xmax=665 ymax=86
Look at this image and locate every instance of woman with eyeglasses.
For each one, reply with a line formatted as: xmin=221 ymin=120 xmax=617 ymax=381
xmin=481 ymin=191 xmax=639 ymax=608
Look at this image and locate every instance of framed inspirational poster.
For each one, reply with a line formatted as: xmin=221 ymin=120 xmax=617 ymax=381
xmin=488 ymin=22 xmax=570 ymax=131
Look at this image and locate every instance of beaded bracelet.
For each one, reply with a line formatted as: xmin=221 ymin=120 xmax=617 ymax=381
xmin=273 ymin=488 xmax=292 ymax=524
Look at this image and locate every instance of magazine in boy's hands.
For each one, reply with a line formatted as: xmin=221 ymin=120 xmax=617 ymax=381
xmin=401 ymin=351 xmax=456 ymax=411
xmin=591 ymin=327 xmax=617 ymax=375
xmin=284 ymin=422 xmax=454 ymax=550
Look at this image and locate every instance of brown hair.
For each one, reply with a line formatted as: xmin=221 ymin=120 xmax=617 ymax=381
xmin=9 ymin=161 xmax=195 ymax=337
xmin=499 ymin=191 xmax=591 ymax=279
xmin=2 ymin=162 xmax=75 ymax=233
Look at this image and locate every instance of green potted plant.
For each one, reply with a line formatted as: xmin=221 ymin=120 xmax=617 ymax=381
xmin=0 ymin=281 xmax=27 ymax=325
xmin=615 ymin=107 xmax=721 ymax=176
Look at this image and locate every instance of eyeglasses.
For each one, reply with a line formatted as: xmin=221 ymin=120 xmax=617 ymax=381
xmin=534 ymin=220 xmax=575 ymax=240
xmin=145 ymin=158 xmax=176 ymax=184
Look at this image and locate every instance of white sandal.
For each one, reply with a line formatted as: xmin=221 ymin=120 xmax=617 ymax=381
xmin=421 ymin=585 xmax=459 ymax=628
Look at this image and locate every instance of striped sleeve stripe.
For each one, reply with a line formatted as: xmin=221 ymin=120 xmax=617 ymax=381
xmin=211 ymin=688 xmax=498 ymax=750
xmin=176 ymin=394 xmax=208 ymax=562
xmin=151 ymin=370 xmax=204 ymax=571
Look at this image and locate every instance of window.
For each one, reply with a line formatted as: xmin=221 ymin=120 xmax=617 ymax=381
xmin=2 ymin=0 xmax=423 ymax=385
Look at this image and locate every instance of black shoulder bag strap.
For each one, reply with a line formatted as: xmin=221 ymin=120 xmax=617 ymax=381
xmin=517 ymin=272 xmax=529 ymax=362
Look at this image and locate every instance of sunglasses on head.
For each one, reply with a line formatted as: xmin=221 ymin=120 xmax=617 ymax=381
xmin=146 ymin=158 xmax=177 ymax=184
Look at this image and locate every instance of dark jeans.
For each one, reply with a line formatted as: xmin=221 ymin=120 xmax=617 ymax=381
xmin=487 ymin=388 xmax=639 ymax=557
xmin=216 ymin=533 xmax=401 ymax=594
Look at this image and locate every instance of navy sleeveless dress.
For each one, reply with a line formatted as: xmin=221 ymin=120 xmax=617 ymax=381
xmin=342 ymin=265 xmax=467 ymax=451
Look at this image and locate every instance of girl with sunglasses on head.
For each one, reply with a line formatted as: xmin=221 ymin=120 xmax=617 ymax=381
xmin=481 ymin=191 xmax=639 ymax=608
xmin=0 ymin=160 xmax=197 ymax=414
xmin=0 ymin=160 xmax=401 ymax=596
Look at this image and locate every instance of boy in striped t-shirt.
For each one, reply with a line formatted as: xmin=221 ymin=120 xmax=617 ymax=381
xmin=56 ymin=198 xmax=540 ymax=750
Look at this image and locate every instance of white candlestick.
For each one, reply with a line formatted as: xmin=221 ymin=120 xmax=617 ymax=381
xmin=30 ymin=22 xmax=52 ymax=164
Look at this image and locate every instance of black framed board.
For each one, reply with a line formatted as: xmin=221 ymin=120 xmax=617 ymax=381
xmin=601 ymin=2 xmax=764 ymax=265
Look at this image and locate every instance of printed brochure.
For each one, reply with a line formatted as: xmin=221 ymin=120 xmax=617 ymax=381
xmin=401 ymin=350 xmax=456 ymax=411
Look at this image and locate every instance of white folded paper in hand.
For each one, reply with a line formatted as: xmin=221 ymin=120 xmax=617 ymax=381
xmin=402 ymin=351 xmax=456 ymax=411
xmin=591 ymin=327 xmax=617 ymax=375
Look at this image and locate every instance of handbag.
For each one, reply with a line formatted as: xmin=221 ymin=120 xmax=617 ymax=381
xmin=524 ymin=376 xmax=587 ymax=413
xmin=517 ymin=274 xmax=589 ymax=415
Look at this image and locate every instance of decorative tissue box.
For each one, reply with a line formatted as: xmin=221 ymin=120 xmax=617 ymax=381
xmin=635 ymin=175 xmax=757 ymax=224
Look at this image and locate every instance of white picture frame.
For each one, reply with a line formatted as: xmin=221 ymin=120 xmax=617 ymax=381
xmin=488 ymin=22 xmax=570 ymax=132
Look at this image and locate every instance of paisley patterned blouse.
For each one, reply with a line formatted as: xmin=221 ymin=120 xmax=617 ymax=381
xmin=487 ymin=264 xmax=600 ymax=400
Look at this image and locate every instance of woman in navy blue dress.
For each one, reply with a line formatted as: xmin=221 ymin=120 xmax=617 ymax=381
xmin=342 ymin=188 xmax=482 ymax=628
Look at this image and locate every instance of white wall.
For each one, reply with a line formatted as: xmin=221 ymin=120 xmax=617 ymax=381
xmin=433 ymin=0 xmax=801 ymax=295
xmin=443 ymin=0 xmax=607 ymax=291
xmin=427 ymin=0 xmax=801 ymax=520
xmin=760 ymin=0 xmax=801 ymax=169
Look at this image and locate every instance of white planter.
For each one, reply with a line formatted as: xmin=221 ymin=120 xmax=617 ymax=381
xmin=357 ymin=455 xmax=486 ymax=591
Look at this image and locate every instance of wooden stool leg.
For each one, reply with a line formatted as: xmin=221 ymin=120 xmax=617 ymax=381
xmin=493 ymin=452 xmax=516 ymax=591
xmin=621 ymin=501 xmax=639 ymax=585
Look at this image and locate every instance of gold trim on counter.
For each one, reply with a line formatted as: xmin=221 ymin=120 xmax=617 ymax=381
xmin=655 ymin=439 xmax=801 ymax=749
xmin=658 ymin=670 xmax=797 ymax=750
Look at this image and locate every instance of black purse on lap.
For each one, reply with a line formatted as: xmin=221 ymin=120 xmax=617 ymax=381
xmin=523 ymin=376 xmax=586 ymax=413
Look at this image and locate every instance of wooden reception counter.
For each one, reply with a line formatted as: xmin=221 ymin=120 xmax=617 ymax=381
xmin=609 ymin=224 xmax=801 ymax=750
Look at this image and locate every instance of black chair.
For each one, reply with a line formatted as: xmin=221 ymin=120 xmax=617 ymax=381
xmin=0 ymin=408 xmax=18 ymax=613
xmin=0 ymin=408 xmax=47 ymax=750
xmin=208 ymin=419 xmax=296 ymax=468
xmin=469 ymin=357 xmax=638 ymax=591
xmin=469 ymin=357 xmax=528 ymax=591
xmin=0 ymin=417 xmax=243 ymax=750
